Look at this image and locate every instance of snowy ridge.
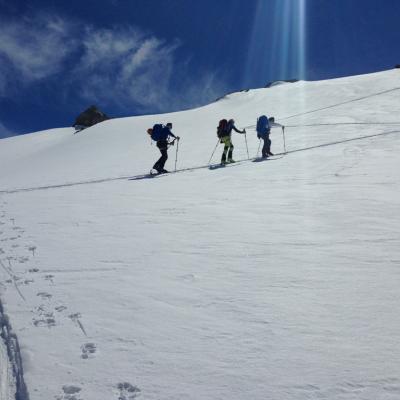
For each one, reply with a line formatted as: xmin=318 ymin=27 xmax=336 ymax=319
xmin=0 ymin=69 xmax=400 ymax=399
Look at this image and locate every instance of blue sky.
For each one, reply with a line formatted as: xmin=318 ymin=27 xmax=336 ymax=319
xmin=0 ymin=0 xmax=399 ymax=137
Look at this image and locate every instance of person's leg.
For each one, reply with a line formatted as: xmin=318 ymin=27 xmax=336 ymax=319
xmin=262 ymin=137 xmax=268 ymax=157
xmin=227 ymin=141 xmax=234 ymax=162
xmin=153 ymin=141 xmax=168 ymax=171
xmin=221 ymin=137 xmax=230 ymax=164
xmin=159 ymin=148 xmax=168 ymax=171
xmin=267 ymin=138 xmax=273 ymax=155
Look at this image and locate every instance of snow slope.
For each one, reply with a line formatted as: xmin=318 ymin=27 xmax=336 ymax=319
xmin=0 ymin=69 xmax=400 ymax=400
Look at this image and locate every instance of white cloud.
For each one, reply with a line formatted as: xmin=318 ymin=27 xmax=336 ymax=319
xmin=79 ymin=27 xmax=143 ymax=69
xmin=0 ymin=13 xmax=228 ymax=113
xmin=0 ymin=15 xmax=76 ymax=86
xmin=71 ymin=25 xmax=185 ymax=111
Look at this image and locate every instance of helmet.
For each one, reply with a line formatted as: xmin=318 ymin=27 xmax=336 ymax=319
xmin=147 ymin=128 xmax=152 ymax=134
xmin=228 ymin=119 xmax=234 ymax=124
xmin=166 ymin=122 xmax=172 ymax=128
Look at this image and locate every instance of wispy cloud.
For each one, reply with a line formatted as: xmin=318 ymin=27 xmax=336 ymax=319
xmin=0 ymin=15 xmax=76 ymax=85
xmin=74 ymin=26 xmax=182 ymax=111
xmin=0 ymin=13 xmax=228 ymax=113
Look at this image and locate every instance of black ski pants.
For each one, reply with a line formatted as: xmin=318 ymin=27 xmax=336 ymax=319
xmin=262 ymin=137 xmax=271 ymax=157
xmin=153 ymin=140 xmax=168 ymax=171
xmin=259 ymin=131 xmax=272 ymax=157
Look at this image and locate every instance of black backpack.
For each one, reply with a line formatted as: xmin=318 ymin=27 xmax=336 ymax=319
xmin=217 ymin=119 xmax=228 ymax=138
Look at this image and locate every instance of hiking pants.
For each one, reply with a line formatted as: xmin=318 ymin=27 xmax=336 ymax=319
xmin=153 ymin=140 xmax=168 ymax=171
xmin=262 ymin=137 xmax=271 ymax=157
xmin=259 ymin=131 xmax=271 ymax=157
xmin=221 ymin=136 xmax=234 ymax=163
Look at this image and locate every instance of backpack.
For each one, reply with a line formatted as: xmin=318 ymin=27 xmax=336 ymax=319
xmin=150 ymin=124 xmax=164 ymax=141
xmin=217 ymin=119 xmax=228 ymax=138
xmin=256 ymin=115 xmax=270 ymax=138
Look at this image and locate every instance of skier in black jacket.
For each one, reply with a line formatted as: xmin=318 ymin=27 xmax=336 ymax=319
xmin=148 ymin=123 xmax=179 ymax=173
xmin=220 ymin=119 xmax=246 ymax=164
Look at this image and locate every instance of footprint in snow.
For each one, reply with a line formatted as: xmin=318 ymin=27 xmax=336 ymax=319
xmin=37 ymin=292 xmax=52 ymax=300
xmin=117 ymin=382 xmax=141 ymax=399
xmin=33 ymin=306 xmax=56 ymax=328
xmin=56 ymin=385 xmax=82 ymax=400
xmin=33 ymin=317 xmax=56 ymax=328
xmin=81 ymin=342 xmax=96 ymax=359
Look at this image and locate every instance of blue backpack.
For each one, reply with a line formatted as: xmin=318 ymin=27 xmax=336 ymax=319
xmin=150 ymin=124 xmax=164 ymax=141
xmin=256 ymin=115 xmax=270 ymax=138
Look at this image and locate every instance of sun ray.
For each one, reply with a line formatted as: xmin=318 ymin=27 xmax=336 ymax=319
xmin=244 ymin=0 xmax=307 ymax=87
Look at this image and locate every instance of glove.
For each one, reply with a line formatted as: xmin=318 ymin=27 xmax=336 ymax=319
xmin=176 ymin=136 xmax=180 ymax=140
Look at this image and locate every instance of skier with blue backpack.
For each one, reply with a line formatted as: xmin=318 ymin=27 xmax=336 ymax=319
xmin=256 ymin=115 xmax=274 ymax=158
xmin=147 ymin=123 xmax=180 ymax=174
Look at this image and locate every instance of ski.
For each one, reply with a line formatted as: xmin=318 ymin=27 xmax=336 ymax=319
xmin=129 ymin=155 xmax=285 ymax=181
xmin=208 ymin=161 xmax=242 ymax=170
xmin=128 ymin=170 xmax=171 ymax=181
xmin=252 ymin=155 xmax=284 ymax=162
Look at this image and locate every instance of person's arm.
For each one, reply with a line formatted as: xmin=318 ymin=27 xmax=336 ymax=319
xmin=232 ymin=125 xmax=245 ymax=134
xmin=168 ymin=130 xmax=180 ymax=142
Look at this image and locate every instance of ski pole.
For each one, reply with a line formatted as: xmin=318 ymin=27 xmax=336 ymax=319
xmin=208 ymin=139 xmax=220 ymax=165
xmin=282 ymin=126 xmax=287 ymax=154
xmin=256 ymin=138 xmax=261 ymax=157
xmin=175 ymin=139 xmax=179 ymax=172
xmin=244 ymin=130 xmax=249 ymax=159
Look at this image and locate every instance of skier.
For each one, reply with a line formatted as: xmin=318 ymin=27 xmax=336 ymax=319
xmin=256 ymin=115 xmax=274 ymax=158
xmin=219 ymin=119 xmax=246 ymax=164
xmin=147 ymin=123 xmax=180 ymax=174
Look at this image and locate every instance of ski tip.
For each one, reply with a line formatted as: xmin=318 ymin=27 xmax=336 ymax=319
xmin=208 ymin=164 xmax=226 ymax=170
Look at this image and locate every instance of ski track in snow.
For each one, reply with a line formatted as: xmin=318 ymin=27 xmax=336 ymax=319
xmin=0 ymin=128 xmax=399 ymax=196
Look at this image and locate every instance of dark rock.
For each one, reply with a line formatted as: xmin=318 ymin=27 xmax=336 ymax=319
xmin=73 ymin=105 xmax=109 ymax=129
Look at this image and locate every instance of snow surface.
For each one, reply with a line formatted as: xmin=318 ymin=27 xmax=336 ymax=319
xmin=0 ymin=69 xmax=400 ymax=399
